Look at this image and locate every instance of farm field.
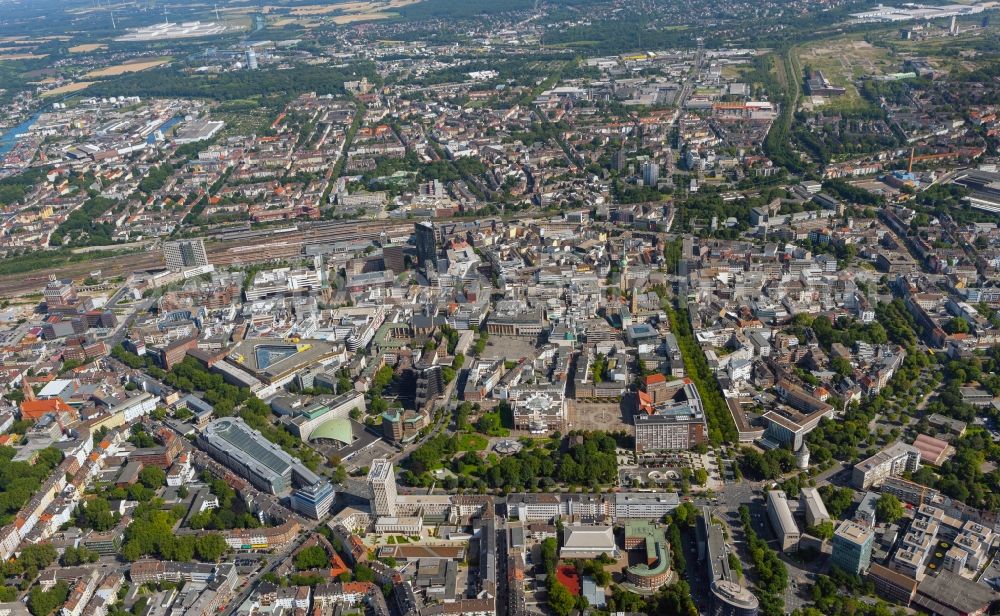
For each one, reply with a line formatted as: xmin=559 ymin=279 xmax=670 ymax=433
xmin=68 ymin=44 xmax=107 ymax=53
xmin=85 ymin=58 xmax=171 ymax=78
xmin=41 ymin=81 xmax=94 ymax=97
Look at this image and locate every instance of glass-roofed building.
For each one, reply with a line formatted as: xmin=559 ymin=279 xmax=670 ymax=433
xmin=198 ymin=417 xmax=333 ymax=518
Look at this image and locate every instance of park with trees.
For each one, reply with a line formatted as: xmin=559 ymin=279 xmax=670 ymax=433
xmin=402 ymin=430 xmax=624 ymax=491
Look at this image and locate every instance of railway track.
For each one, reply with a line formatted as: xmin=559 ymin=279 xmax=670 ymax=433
xmin=0 ymin=219 xmax=416 ymax=297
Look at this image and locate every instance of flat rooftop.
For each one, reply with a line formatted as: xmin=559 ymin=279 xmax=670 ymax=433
xmin=226 ymin=338 xmax=342 ymax=381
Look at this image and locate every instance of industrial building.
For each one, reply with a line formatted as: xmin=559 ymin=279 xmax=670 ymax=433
xmin=951 ymin=168 xmax=1000 ymax=214
xmin=803 ymin=70 xmax=846 ymax=96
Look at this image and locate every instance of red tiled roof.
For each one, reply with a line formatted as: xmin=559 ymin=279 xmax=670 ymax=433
xmin=644 ymin=374 xmax=666 ymax=385
xmin=20 ymin=398 xmax=73 ymax=419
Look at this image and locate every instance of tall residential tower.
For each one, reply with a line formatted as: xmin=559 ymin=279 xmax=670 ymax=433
xmin=367 ymin=458 xmax=398 ymax=517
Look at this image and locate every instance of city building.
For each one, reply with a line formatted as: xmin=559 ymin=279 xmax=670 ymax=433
xmin=868 ymin=563 xmax=918 ymax=606
xmin=198 ymin=417 xmax=324 ymax=497
xmin=273 ymin=391 xmax=366 ymax=442
xmin=698 ymin=507 xmax=758 ymax=616
xmin=766 ymin=491 xmax=800 ymax=552
xmin=221 ymin=519 xmax=300 ymax=551
xmin=414 ymin=363 xmax=444 ymax=410
xmin=290 ymin=480 xmax=336 ymax=519
xmin=880 ymin=477 xmax=939 ymax=507
xmin=415 ymin=221 xmax=437 ymax=269
xmin=381 ymin=408 xmax=429 ymax=443
xmin=852 ymin=442 xmax=921 ymax=490
xmin=642 ymin=161 xmax=659 ymax=187
xmin=634 ymin=379 xmax=707 ymax=451
xmin=560 ymin=525 xmax=618 ymax=560
xmin=613 ymin=493 xmax=680 ymax=520
xmin=799 ymin=487 xmax=830 ymax=528
xmin=511 ymin=390 xmax=565 ymax=434
xmin=831 ymin=520 xmax=874 ymax=574
xmin=368 ymin=459 xmax=398 ymax=518
xmin=382 ymin=243 xmax=407 ymax=273
xmin=634 ymin=402 xmax=708 ymax=451
xmin=163 ymin=238 xmax=209 ymax=272
xmin=623 ymin=520 xmax=671 ymax=589
xmin=43 ymin=279 xmax=77 ymax=311
xmin=244 ymin=267 xmax=322 ymax=301
xmin=761 ymin=380 xmax=835 ymax=450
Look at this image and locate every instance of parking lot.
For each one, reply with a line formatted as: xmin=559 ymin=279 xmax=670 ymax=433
xmin=340 ymin=436 xmax=397 ymax=472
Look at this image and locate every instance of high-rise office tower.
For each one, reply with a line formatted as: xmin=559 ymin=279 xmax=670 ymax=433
xmin=832 ymin=520 xmax=874 ymax=574
xmin=163 ymin=238 xmax=209 ymax=272
xmin=382 ymin=243 xmax=407 ymax=273
xmin=414 ymin=221 xmax=437 ymax=270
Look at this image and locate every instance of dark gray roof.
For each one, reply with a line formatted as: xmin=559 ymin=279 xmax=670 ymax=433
xmin=914 ymin=570 xmax=997 ymax=616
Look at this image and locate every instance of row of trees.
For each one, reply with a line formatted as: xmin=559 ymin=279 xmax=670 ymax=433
xmin=539 ymin=537 xmax=579 ymax=616
xmin=664 ymin=299 xmax=738 ymax=444
xmin=740 ymin=505 xmax=788 ymax=616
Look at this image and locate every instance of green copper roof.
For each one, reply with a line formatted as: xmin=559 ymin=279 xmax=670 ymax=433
xmin=308 ymin=417 xmax=353 ymax=445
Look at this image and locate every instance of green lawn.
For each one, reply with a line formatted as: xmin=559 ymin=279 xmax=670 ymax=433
xmin=456 ymin=433 xmax=489 ymax=452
